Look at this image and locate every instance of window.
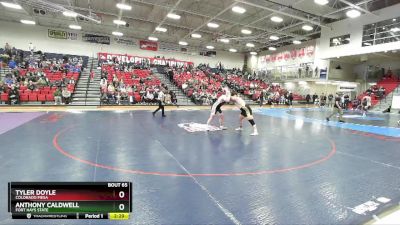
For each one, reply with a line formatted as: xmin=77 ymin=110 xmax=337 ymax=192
xmin=330 ymin=34 xmax=350 ymax=47
xmin=362 ymin=16 xmax=400 ymax=47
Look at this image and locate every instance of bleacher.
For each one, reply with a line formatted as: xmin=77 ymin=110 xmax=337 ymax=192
xmin=1 ymin=47 xmax=86 ymax=105
xmin=101 ymin=65 xmax=161 ymax=103
xmin=1 ymin=68 xmax=78 ymax=104
xmin=357 ymin=72 xmax=400 ymax=106
xmin=173 ymin=70 xmax=223 ymax=104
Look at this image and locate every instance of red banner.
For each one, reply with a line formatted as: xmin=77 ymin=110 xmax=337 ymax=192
xmin=139 ymin=40 xmax=158 ymax=51
xmin=98 ymin=52 xmax=194 ymax=68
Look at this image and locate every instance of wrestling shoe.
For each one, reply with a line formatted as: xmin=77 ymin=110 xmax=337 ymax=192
xmin=326 ymin=117 xmax=329 ymax=121
xmin=220 ymin=126 xmax=227 ymax=130
xmin=250 ymin=131 xmax=259 ymax=136
xmin=235 ymin=127 xmax=243 ymax=131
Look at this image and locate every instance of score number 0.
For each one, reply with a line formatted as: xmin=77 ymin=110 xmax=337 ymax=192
xmin=117 ymin=183 xmax=128 ymax=211
xmin=119 ymin=191 xmax=125 ymax=211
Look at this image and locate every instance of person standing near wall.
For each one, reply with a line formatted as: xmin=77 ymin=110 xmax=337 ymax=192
xmin=326 ymin=94 xmax=345 ymax=123
xmin=328 ymin=94 xmax=334 ymax=107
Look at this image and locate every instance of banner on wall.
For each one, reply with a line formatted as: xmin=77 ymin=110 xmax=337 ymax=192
xmin=319 ymin=68 xmax=327 ymax=79
xmin=82 ymin=34 xmax=110 ymax=45
xmin=114 ymin=38 xmax=137 ymax=46
xmin=139 ymin=40 xmax=158 ymax=51
xmin=258 ymin=45 xmax=315 ymax=69
xmin=48 ymin=29 xmax=78 ymax=40
xmin=98 ymin=52 xmax=194 ymax=67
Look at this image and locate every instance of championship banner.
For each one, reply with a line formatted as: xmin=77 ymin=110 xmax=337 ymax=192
xmin=260 ymin=46 xmax=315 ymax=63
xmin=98 ymin=52 xmax=193 ymax=68
xmin=82 ymin=34 xmax=110 ymax=45
xmin=139 ymin=40 xmax=158 ymax=51
xmin=114 ymin=38 xmax=136 ymax=46
xmin=48 ymin=29 xmax=77 ymax=40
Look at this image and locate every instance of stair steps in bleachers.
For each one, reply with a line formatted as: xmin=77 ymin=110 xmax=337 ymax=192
xmin=372 ymin=85 xmax=400 ymax=113
xmin=152 ymin=72 xmax=195 ymax=105
xmin=71 ymin=58 xmax=101 ymax=105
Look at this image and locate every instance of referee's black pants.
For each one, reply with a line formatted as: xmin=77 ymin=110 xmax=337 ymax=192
xmin=153 ymin=100 xmax=165 ymax=116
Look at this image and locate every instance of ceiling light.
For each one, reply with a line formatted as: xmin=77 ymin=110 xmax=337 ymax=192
xmin=314 ymin=0 xmax=329 ymax=5
xmin=232 ymin=6 xmax=246 ymax=14
xmin=250 ymin=52 xmax=257 ymax=55
xmin=112 ymin=31 xmax=123 ymax=36
xmin=155 ymin=27 xmax=167 ymax=32
xmin=393 ymin=19 xmax=397 ymax=22
xmin=113 ymin=19 xmax=126 ymax=25
xmin=167 ymin=13 xmax=181 ymax=20
xmin=346 ymin=9 xmax=361 ymax=18
xmin=179 ymin=41 xmax=188 ymax=46
xmin=229 ymin=48 xmax=237 ymax=52
xmin=302 ymin=25 xmax=313 ymax=31
xmin=241 ymin=29 xmax=252 ymax=34
xmin=363 ymin=42 xmax=371 ymax=46
xmin=206 ymin=45 xmax=214 ymax=49
xmin=391 ymin=27 xmax=400 ymax=32
xmin=293 ymin=40 xmax=301 ymax=45
xmin=191 ymin=33 xmax=202 ymax=38
xmin=63 ymin=11 xmax=78 ymax=17
xmin=207 ymin=22 xmax=219 ymax=28
xmin=69 ymin=24 xmax=81 ymax=30
xmin=0 ymin=2 xmax=22 ymax=9
xmin=246 ymin=43 xmax=255 ymax=47
xmin=116 ymin=3 xmax=132 ymax=10
xmin=20 ymin=20 xmax=36 ymax=25
xmin=21 ymin=20 xmax=36 ymax=25
xmin=219 ymin=38 xmax=230 ymax=43
xmin=269 ymin=47 xmax=277 ymax=51
xmin=270 ymin=16 xmax=283 ymax=23
xmin=148 ymin=36 xmax=158 ymax=41
xmin=270 ymin=35 xmax=279 ymax=41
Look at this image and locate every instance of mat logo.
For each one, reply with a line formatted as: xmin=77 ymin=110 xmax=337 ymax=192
xmin=352 ymin=197 xmax=391 ymax=215
xmin=178 ymin=123 xmax=220 ymax=133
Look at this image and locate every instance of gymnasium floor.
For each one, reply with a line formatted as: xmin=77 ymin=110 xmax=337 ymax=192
xmin=0 ymin=107 xmax=399 ymax=225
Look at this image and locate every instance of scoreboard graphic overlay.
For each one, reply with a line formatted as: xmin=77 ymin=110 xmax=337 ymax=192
xmin=8 ymin=182 xmax=132 ymax=220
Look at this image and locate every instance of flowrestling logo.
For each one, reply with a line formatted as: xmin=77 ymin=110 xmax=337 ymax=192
xmin=48 ymin=29 xmax=78 ymax=40
xmin=178 ymin=123 xmax=221 ymax=133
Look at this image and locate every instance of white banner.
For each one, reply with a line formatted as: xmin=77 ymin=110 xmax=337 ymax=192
xmin=258 ymin=45 xmax=315 ymax=69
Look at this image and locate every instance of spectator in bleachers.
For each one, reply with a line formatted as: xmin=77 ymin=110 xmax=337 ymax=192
xmin=28 ymin=42 xmax=35 ymax=55
xmin=5 ymin=43 xmax=12 ymax=57
xmin=170 ymin=91 xmax=177 ymax=105
xmin=37 ymin=77 xmax=48 ymax=88
xmin=0 ymin=81 xmax=5 ymax=93
xmin=62 ymin=87 xmax=71 ymax=104
xmin=8 ymin=58 xmax=17 ymax=69
xmin=69 ymin=77 xmax=75 ymax=85
xmin=8 ymin=85 xmax=19 ymax=105
xmin=144 ymin=89 xmax=155 ymax=103
xmin=53 ymin=88 xmax=62 ymax=105
xmin=28 ymin=81 xmax=36 ymax=91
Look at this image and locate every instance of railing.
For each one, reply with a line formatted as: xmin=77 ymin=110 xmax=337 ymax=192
xmin=84 ymin=58 xmax=96 ymax=105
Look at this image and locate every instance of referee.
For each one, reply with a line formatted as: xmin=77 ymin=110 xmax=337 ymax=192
xmin=152 ymin=88 xmax=166 ymax=117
